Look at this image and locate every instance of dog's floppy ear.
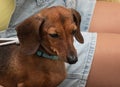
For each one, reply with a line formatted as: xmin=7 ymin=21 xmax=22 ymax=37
xmin=16 ymin=15 xmax=44 ymax=55
xmin=71 ymin=9 xmax=84 ymax=43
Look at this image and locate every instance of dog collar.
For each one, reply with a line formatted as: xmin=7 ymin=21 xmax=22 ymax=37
xmin=36 ymin=50 xmax=59 ymax=60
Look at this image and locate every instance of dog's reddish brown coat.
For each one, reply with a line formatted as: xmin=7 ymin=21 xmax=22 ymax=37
xmin=0 ymin=6 xmax=83 ymax=87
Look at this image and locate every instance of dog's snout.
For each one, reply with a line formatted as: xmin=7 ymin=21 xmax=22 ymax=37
xmin=67 ymin=55 xmax=78 ymax=64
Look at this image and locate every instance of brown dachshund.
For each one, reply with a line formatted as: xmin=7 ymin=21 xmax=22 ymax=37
xmin=0 ymin=6 xmax=84 ymax=87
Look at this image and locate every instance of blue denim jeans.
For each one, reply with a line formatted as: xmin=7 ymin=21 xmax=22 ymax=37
xmin=0 ymin=0 xmax=97 ymax=87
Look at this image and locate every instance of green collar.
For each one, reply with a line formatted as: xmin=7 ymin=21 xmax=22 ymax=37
xmin=36 ymin=50 xmax=59 ymax=60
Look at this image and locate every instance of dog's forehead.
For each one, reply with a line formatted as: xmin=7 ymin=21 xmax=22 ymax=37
xmin=41 ymin=6 xmax=73 ymax=23
xmin=40 ymin=6 xmax=75 ymax=32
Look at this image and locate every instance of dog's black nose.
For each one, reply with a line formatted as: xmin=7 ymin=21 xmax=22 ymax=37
xmin=67 ymin=55 xmax=78 ymax=64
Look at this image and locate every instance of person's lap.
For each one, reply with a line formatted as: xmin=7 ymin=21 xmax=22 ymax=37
xmin=86 ymin=1 xmax=120 ymax=87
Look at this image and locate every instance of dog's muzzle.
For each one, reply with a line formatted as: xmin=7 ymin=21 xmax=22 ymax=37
xmin=67 ymin=55 xmax=78 ymax=64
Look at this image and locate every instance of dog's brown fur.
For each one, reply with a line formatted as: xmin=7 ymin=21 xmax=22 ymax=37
xmin=0 ymin=6 xmax=84 ymax=87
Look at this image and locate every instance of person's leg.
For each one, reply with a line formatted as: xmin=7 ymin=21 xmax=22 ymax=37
xmin=89 ymin=1 xmax=120 ymax=33
xmin=86 ymin=33 xmax=120 ymax=87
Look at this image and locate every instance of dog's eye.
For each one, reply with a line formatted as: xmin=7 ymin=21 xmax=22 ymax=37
xmin=49 ymin=33 xmax=59 ymax=38
xmin=72 ymin=30 xmax=77 ymax=35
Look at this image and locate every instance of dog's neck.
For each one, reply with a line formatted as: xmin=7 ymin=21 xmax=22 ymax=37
xmin=36 ymin=50 xmax=59 ymax=60
xmin=37 ymin=45 xmax=59 ymax=60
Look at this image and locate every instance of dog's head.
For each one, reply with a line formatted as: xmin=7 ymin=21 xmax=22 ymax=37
xmin=16 ymin=6 xmax=84 ymax=64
